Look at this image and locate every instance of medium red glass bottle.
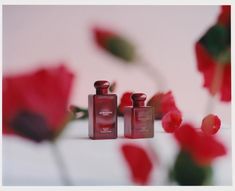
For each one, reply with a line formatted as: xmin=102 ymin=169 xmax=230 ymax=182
xmin=88 ymin=80 xmax=117 ymax=139
xmin=124 ymin=93 xmax=154 ymax=138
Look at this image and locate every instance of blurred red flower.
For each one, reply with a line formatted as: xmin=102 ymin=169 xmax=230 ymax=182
xmin=121 ymin=143 xmax=153 ymax=185
xmin=3 ymin=65 xmax=74 ymax=142
xmin=147 ymin=91 xmax=180 ymax=119
xmin=118 ymin=92 xmax=133 ymax=115
xmin=162 ymin=110 xmax=182 ymax=133
xmin=195 ymin=6 xmax=231 ymax=102
xmin=93 ymin=27 xmax=136 ymax=62
xmin=174 ymin=123 xmax=226 ymax=166
xmin=201 ymin=114 xmax=221 ymax=135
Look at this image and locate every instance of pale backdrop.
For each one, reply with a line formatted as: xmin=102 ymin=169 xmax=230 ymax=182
xmin=3 ymin=5 xmax=231 ymax=123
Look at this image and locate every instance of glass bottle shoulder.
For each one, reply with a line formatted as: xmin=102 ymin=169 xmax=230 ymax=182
xmin=89 ymin=94 xmax=117 ymax=98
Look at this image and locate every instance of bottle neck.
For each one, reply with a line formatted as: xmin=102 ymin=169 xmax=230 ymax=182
xmin=133 ymin=101 xmax=145 ymax=107
xmin=96 ymin=88 xmax=108 ymax=95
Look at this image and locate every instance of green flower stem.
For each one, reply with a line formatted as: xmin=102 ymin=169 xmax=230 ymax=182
xmin=136 ymin=55 xmax=167 ymax=91
xmin=50 ymin=142 xmax=72 ymax=186
xmin=205 ymin=63 xmax=224 ymax=114
xmin=205 ymin=94 xmax=216 ymax=115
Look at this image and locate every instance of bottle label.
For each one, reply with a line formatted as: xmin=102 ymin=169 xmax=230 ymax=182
xmin=98 ymin=111 xmax=113 ymax=117
xmin=136 ymin=110 xmax=152 ymax=121
xmin=134 ymin=109 xmax=153 ymax=133
xmin=95 ymin=96 xmax=116 ymax=135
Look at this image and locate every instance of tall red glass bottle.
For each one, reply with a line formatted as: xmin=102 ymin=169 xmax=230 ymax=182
xmin=88 ymin=80 xmax=117 ymax=139
xmin=124 ymin=93 xmax=154 ymax=138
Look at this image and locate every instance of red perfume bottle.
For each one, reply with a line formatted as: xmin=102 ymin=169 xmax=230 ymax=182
xmin=88 ymin=80 xmax=117 ymax=139
xmin=124 ymin=93 xmax=154 ymax=138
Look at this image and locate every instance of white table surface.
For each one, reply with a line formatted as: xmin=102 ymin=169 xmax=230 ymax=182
xmin=2 ymin=118 xmax=232 ymax=186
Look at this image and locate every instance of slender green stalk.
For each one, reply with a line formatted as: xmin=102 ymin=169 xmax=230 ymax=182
xmin=136 ymin=55 xmax=167 ymax=91
xmin=50 ymin=142 xmax=72 ymax=186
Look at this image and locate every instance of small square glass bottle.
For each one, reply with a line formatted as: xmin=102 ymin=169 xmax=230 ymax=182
xmin=88 ymin=80 xmax=117 ymax=139
xmin=124 ymin=93 xmax=154 ymax=138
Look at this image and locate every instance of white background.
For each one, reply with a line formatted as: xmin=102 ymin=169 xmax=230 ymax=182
xmin=3 ymin=5 xmax=231 ymax=123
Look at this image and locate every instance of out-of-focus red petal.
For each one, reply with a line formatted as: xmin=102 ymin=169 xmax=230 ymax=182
xmin=147 ymin=91 xmax=180 ymax=119
xmin=3 ymin=64 xmax=74 ymax=138
xmin=195 ymin=42 xmax=231 ymax=101
xmin=220 ymin=63 xmax=231 ymax=101
xmin=119 ymin=92 xmax=133 ymax=114
xmin=195 ymin=42 xmax=216 ymax=92
xmin=201 ymin=114 xmax=221 ymax=135
xmin=192 ymin=132 xmax=226 ymax=165
xmin=93 ymin=27 xmax=116 ymax=49
xmin=162 ymin=110 xmax=182 ymax=133
xmin=218 ymin=5 xmax=231 ymax=26
xmin=121 ymin=143 xmax=153 ymax=185
xmin=174 ymin=123 xmax=198 ymax=151
xmin=174 ymin=123 xmax=226 ymax=165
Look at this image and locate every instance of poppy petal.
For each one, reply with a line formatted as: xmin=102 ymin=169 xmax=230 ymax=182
xmin=121 ymin=143 xmax=153 ymax=185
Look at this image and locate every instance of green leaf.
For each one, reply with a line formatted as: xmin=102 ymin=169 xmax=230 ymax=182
xmin=109 ymin=81 xmax=116 ymax=93
xmin=69 ymin=105 xmax=88 ymax=120
xmin=171 ymin=150 xmax=212 ymax=185
xmin=199 ymin=24 xmax=230 ymax=64
xmin=217 ymin=48 xmax=231 ymax=64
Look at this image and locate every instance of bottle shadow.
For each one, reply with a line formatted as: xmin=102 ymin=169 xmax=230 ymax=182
xmin=61 ymin=135 xmax=127 ymax=140
xmin=117 ymin=135 xmax=126 ymax=139
xmin=61 ymin=135 xmax=90 ymax=140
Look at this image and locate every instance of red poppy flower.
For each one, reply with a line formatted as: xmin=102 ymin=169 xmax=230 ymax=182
xmin=121 ymin=143 xmax=153 ymax=185
xmin=174 ymin=123 xmax=226 ymax=166
xmin=195 ymin=6 xmax=231 ymax=102
xmin=3 ymin=65 xmax=74 ymax=142
xmin=93 ymin=27 xmax=136 ymax=62
xmin=162 ymin=110 xmax=182 ymax=133
xmin=118 ymin=92 xmax=133 ymax=115
xmin=147 ymin=91 xmax=180 ymax=119
xmin=201 ymin=114 xmax=221 ymax=135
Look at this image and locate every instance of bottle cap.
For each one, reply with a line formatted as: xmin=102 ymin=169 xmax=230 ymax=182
xmin=94 ymin=80 xmax=110 ymax=95
xmin=131 ymin=93 xmax=146 ymax=107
